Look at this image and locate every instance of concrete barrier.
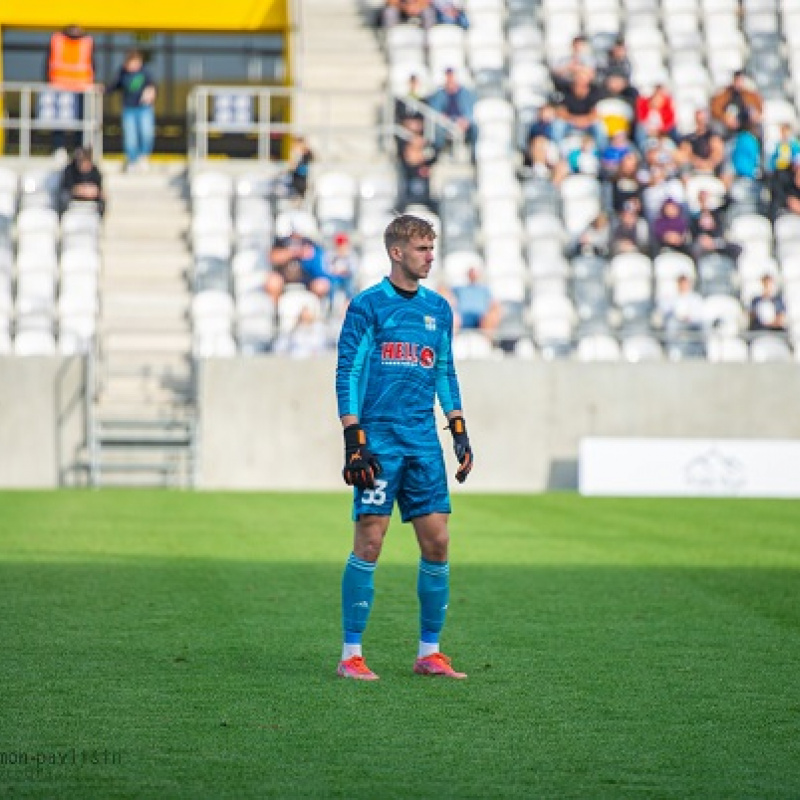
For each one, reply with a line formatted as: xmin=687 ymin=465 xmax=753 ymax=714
xmin=0 ymin=357 xmax=86 ymax=488
xmin=198 ymin=359 xmax=800 ymax=492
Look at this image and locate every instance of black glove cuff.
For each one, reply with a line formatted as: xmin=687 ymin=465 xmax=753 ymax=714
xmin=448 ymin=417 xmax=468 ymax=438
xmin=343 ymin=424 xmax=367 ymax=449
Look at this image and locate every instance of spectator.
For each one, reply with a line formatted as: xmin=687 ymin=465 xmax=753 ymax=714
xmin=58 ymin=146 xmax=105 ymax=216
xmin=597 ymin=67 xmax=637 ymax=140
xmin=642 ymin=164 xmax=686 ymax=221
xmin=600 ymin=130 xmax=635 ymax=180
xmin=450 ymin=266 xmax=501 ymax=335
xmin=47 ymin=24 xmax=95 ymax=157
xmin=749 ymin=274 xmax=787 ymax=332
xmin=398 ymin=132 xmax=438 ymax=210
xmin=710 ymin=70 xmax=764 ymax=139
xmin=725 ymin=120 xmax=762 ymax=185
xmin=599 ymin=38 xmax=632 ymax=84
xmin=395 ymin=74 xmax=425 ymax=128
xmin=435 ymin=0 xmax=469 ymax=27
xmin=326 ymin=232 xmax=359 ymax=311
xmin=566 ymin=134 xmax=600 ymax=176
xmin=690 ymin=190 xmax=742 ymax=263
xmin=768 ymin=123 xmax=800 ymax=212
xmin=551 ymin=35 xmax=596 ymax=91
xmin=526 ymin=102 xmax=558 ymax=143
xmin=426 ymin=68 xmax=477 ymax=150
xmin=635 ymin=84 xmax=678 ymax=148
xmin=268 ymin=228 xmax=330 ymax=304
xmin=571 ymin=212 xmax=611 ymax=258
xmin=780 ymin=162 xmax=800 ymax=216
xmin=382 ymin=0 xmax=437 ymax=29
xmin=679 ymin=109 xmax=726 ymax=175
xmin=653 ymin=197 xmax=692 ymax=256
xmin=106 ymin=49 xmax=156 ymax=173
xmin=274 ymin=304 xmax=330 ymax=358
xmin=611 ymin=200 xmax=652 ymax=255
xmin=660 ymin=273 xmax=704 ymax=339
xmin=611 ymin=151 xmax=645 ymax=213
xmin=287 ymin=136 xmax=314 ymax=200
xmin=520 ymin=134 xmax=567 ymax=184
xmin=552 ymin=68 xmax=606 ymax=150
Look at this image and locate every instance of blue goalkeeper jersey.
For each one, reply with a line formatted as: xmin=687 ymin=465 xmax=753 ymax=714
xmin=336 ymin=277 xmax=462 ymax=428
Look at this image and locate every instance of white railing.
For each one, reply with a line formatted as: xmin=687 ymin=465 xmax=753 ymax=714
xmin=0 ymin=82 xmax=104 ymax=158
xmin=187 ymin=84 xmax=465 ymax=164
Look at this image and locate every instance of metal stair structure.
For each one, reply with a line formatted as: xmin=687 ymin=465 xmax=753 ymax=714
xmin=88 ymin=164 xmax=197 ymax=487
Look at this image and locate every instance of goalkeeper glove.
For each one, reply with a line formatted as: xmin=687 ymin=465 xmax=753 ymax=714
xmin=448 ymin=416 xmax=473 ymax=483
xmin=342 ymin=424 xmax=383 ymax=490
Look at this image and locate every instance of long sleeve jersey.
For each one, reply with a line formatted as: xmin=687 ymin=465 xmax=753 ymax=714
xmin=336 ymin=278 xmax=462 ymax=429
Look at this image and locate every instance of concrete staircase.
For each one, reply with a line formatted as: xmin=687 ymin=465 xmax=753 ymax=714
xmin=294 ymin=0 xmax=391 ymax=163
xmin=90 ymin=165 xmax=196 ymax=487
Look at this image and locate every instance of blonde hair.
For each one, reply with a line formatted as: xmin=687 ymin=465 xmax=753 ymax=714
xmin=383 ymin=214 xmax=436 ymax=254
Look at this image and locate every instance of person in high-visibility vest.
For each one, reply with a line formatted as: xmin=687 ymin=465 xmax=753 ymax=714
xmin=47 ymin=25 xmax=95 ymax=155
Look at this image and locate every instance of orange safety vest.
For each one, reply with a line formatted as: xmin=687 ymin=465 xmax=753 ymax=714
xmin=48 ymin=32 xmax=94 ymax=91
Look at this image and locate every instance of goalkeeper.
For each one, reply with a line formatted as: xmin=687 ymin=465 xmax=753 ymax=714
xmin=335 ymin=214 xmax=473 ymax=681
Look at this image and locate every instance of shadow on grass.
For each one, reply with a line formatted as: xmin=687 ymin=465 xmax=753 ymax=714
xmin=2 ymin=558 xmax=799 ymax=799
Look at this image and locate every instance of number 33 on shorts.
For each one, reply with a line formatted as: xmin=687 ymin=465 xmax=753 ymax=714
xmin=361 ymin=479 xmax=388 ymax=506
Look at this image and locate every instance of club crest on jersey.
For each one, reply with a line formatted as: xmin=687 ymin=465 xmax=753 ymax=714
xmin=381 ymin=342 xmax=436 ymax=369
xmin=424 ymin=315 xmax=436 ymax=331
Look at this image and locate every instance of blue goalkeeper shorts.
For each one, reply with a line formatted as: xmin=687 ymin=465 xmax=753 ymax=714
xmin=352 ymin=423 xmax=451 ymax=523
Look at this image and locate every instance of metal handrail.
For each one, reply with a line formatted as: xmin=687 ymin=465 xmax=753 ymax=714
xmin=187 ymin=84 xmax=467 ymax=164
xmin=0 ymin=82 xmax=104 ymax=158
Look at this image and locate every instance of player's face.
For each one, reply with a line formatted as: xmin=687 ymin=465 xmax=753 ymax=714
xmin=397 ymin=236 xmax=435 ymax=283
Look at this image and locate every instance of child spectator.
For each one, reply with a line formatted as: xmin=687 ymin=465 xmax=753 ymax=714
xmin=749 ymin=274 xmax=787 ymax=332
xmin=567 ymin=134 xmax=600 ymax=176
xmin=725 ymin=120 xmax=762 ymax=184
xmin=635 ymin=84 xmax=678 ymax=148
xmin=326 ymin=232 xmax=358 ymax=309
xmin=106 ymin=49 xmax=157 ymax=173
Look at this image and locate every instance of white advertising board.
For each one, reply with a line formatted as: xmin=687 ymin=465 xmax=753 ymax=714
xmin=579 ymin=438 xmax=800 ymax=497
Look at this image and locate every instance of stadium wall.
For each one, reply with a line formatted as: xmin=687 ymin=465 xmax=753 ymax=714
xmin=198 ymin=359 xmax=800 ymax=492
xmin=0 ymin=356 xmax=85 ymax=488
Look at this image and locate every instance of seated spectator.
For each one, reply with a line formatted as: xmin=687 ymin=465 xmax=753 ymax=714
xmin=600 ymin=130 xmax=634 ymax=180
xmin=268 ymin=228 xmax=331 ymax=304
xmin=749 ymin=274 xmax=787 ymax=332
xmin=642 ymin=163 xmax=686 ymax=222
xmin=526 ymin=102 xmax=558 ymax=143
xmin=690 ymin=190 xmax=741 ymax=263
xmin=326 ymin=232 xmax=358 ymax=310
xmin=653 ymin=198 xmax=692 ymax=256
xmin=552 ymin=68 xmax=606 ymax=150
xmin=435 ymin=0 xmax=469 ymax=27
xmin=611 ymin=200 xmax=652 ymax=255
xmin=599 ymin=37 xmax=632 ymax=84
xmin=426 ymin=67 xmax=477 ymax=149
xmin=274 ymin=304 xmax=330 ymax=358
xmin=551 ymin=35 xmax=596 ymax=91
xmin=399 ymin=132 xmax=438 ymax=210
xmin=382 ymin=0 xmax=437 ymax=28
xmin=58 ymin=147 xmax=106 ymax=216
xmin=611 ymin=151 xmax=645 ymax=213
xmin=567 ymin=134 xmax=600 ymax=176
xmin=287 ymin=136 xmax=313 ymax=200
xmin=710 ymin=70 xmax=763 ymax=139
xmin=635 ymin=84 xmax=678 ymax=148
xmin=520 ymin=134 xmax=568 ymax=184
xmin=395 ymin=74 xmax=425 ymax=127
xmin=724 ymin=120 xmax=762 ymax=185
xmin=778 ymin=161 xmax=800 ymax=215
xmin=679 ymin=109 xmax=726 ymax=175
xmin=571 ymin=212 xmax=611 ymax=258
xmin=660 ymin=273 xmax=704 ymax=338
xmin=768 ymin=123 xmax=800 ymax=212
xmin=450 ymin=266 xmax=501 ymax=335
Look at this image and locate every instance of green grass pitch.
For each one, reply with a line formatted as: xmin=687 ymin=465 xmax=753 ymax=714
xmin=2 ymin=490 xmax=800 ymax=799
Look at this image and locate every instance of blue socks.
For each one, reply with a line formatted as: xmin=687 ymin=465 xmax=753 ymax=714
xmin=418 ymin=558 xmax=450 ymax=644
xmin=341 ymin=553 xmax=376 ymax=646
